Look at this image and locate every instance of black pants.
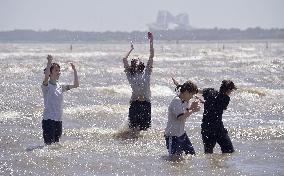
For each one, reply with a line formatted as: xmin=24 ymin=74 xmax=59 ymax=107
xmin=128 ymin=101 xmax=151 ymax=130
xmin=42 ymin=119 xmax=62 ymax=145
xmin=201 ymin=128 xmax=234 ymax=154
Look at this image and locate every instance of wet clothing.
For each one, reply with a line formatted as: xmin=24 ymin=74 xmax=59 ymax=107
xmin=41 ymin=80 xmax=70 ymax=144
xmin=124 ymin=58 xmax=153 ymax=130
xmin=125 ymin=67 xmax=152 ymax=102
xmin=164 ymin=96 xmax=195 ymax=156
xmin=42 ymin=119 xmax=62 ymax=145
xmin=201 ymin=88 xmax=234 ymax=153
xmin=165 ymin=132 xmax=195 ymax=156
xmin=41 ymin=80 xmax=70 ymax=121
xmin=202 ymin=128 xmax=234 ymax=153
xmin=165 ymin=96 xmax=189 ymax=137
xmin=128 ymin=100 xmax=151 ymax=130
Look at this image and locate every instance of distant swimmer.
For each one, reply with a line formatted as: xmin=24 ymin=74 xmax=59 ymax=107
xmin=122 ymin=32 xmax=154 ymax=133
xmin=165 ymin=80 xmax=201 ymax=161
xmin=265 ymin=42 xmax=269 ymax=49
xmin=70 ymin=44 xmax=73 ymax=51
xmin=41 ymin=55 xmax=79 ymax=145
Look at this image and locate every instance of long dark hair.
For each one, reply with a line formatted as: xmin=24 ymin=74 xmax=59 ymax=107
xmin=219 ymin=80 xmax=237 ymax=94
xmin=129 ymin=59 xmax=145 ymax=75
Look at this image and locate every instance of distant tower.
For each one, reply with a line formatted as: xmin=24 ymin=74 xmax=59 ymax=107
xmin=148 ymin=10 xmax=192 ymax=31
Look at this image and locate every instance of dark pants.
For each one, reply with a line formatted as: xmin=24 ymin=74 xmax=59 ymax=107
xmin=202 ymin=128 xmax=234 ymax=154
xmin=165 ymin=133 xmax=195 ymax=155
xmin=128 ymin=101 xmax=151 ymax=130
xmin=42 ymin=119 xmax=62 ymax=145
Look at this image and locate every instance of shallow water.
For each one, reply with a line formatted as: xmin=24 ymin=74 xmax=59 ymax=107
xmin=0 ymin=41 xmax=283 ymax=175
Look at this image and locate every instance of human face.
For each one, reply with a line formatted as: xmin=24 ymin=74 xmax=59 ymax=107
xmin=181 ymin=90 xmax=195 ymax=102
xmin=50 ymin=65 xmax=61 ymax=80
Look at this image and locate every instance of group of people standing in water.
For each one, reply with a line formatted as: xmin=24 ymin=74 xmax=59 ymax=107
xmin=41 ymin=32 xmax=237 ymax=160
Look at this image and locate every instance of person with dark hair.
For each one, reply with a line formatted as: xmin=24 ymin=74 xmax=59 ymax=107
xmin=122 ymin=32 xmax=154 ymax=132
xmin=164 ymin=80 xmax=201 ymax=160
xmin=200 ymin=80 xmax=237 ymax=154
xmin=172 ymin=78 xmax=237 ymax=154
xmin=41 ymin=55 xmax=79 ymax=145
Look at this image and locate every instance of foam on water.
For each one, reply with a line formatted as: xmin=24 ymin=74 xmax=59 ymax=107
xmin=64 ymin=104 xmax=129 ymax=117
xmin=0 ymin=41 xmax=283 ymax=175
xmin=0 ymin=111 xmax=20 ymax=120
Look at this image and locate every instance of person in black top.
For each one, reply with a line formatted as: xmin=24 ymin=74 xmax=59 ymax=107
xmin=200 ymin=80 xmax=237 ymax=154
xmin=172 ymin=78 xmax=237 ymax=154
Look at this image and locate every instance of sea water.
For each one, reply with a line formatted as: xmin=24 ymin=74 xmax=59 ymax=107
xmin=0 ymin=41 xmax=283 ymax=175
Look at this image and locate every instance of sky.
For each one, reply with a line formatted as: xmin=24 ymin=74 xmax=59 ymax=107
xmin=0 ymin=0 xmax=283 ymax=32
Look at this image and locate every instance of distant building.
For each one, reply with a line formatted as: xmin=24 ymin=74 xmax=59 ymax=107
xmin=148 ymin=10 xmax=192 ymax=31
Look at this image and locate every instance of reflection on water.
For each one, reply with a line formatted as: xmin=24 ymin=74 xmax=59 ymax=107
xmin=0 ymin=41 xmax=283 ymax=175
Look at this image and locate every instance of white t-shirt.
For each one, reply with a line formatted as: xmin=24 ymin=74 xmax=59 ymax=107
xmin=41 ymin=80 xmax=70 ymax=121
xmin=165 ymin=96 xmax=189 ymax=137
xmin=125 ymin=67 xmax=152 ymax=102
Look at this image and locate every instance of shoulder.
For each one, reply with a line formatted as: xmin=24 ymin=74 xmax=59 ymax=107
xmin=170 ymin=97 xmax=182 ymax=106
xmin=202 ymin=88 xmax=218 ymax=99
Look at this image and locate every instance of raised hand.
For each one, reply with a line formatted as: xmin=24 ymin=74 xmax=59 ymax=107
xmin=47 ymin=55 xmax=53 ymax=64
xmin=172 ymin=77 xmax=180 ymax=86
xmin=148 ymin=32 xmax=153 ymax=42
xmin=70 ymin=63 xmax=76 ymax=71
xmin=130 ymin=41 xmax=134 ymax=50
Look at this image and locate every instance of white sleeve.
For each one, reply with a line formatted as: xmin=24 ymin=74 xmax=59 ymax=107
xmin=170 ymin=98 xmax=185 ymax=118
xmin=41 ymin=84 xmax=48 ymax=95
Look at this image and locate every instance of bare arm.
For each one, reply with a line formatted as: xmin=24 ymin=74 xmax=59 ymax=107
xmin=68 ymin=63 xmax=79 ymax=89
xmin=123 ymin=42 xmax=134 ymax=69
xmin=147 ymin=32 xmax=154 ymax=69
xmin=177 ymin=101 xmax=201 ymax=121
xmin=172 ymin=77 xmax=179 ymax=87
xmin=43 ymin=55 xmax=53 ymax=86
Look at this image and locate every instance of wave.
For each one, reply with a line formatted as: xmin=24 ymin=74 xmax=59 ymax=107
xmin=0 ymin=111 xmax=21 ymax=120
xmin=92 ymin=84 xmax=174 ymax=97
xmin=64 ymin=104 xmax=129 ymax=116
xmin=231 ymin=125 xmax=284 ymax=140
xmin=0 ymin=51 xmax=109 ymax=59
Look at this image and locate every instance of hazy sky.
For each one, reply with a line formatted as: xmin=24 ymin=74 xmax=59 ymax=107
xmin=0 ymin=0 xmax=283 ymax=31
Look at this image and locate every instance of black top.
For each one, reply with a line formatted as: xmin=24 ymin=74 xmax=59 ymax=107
xmin=201 ymin=88 xmax=230 ymax=132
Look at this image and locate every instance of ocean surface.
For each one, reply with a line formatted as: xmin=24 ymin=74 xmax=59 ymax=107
xmin=0 ymin=41 xmax=283 ymax=175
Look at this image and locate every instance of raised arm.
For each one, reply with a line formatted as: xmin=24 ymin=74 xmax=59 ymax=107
xmin=43 ymin=55 xmax=53 ymax=86
xmin=69 ymin=63 xmax=79 ymax=89
xmin=123 ymin=42 xmax=134 ymax=69
xmin=172 ymin=77 xmax=180 ymax=87
xmin=147 ymin=32 xmax=154 ymax=69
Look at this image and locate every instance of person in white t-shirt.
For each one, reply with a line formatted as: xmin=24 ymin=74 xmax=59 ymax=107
xmin=41 ymin=55 xmax=79 ymax=145
xmin=165 ymin=80 xmax=201 ymax=160
xmin=122 ymin=32 xmax=154 ymax=132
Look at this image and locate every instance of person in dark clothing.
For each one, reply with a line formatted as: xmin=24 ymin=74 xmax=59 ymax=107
xmin=200 ymin=80 xmax=237 ymax=154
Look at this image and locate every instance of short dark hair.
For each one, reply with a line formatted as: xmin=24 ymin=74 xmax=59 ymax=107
xmin=50 ymin=63 xmax=60 ymax=74
xmin=129 ymin=59 xmax=145 ymax=75
xmin=219 ymin=80 xmax=237 ymax=94
xmin=176 ymin=81 xmax=198 ymax=94
xmin=43 ymin=63 xmax=60 ymax=75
